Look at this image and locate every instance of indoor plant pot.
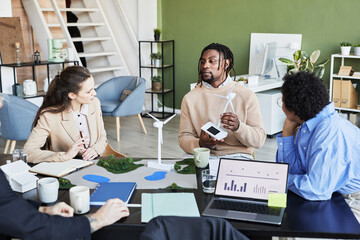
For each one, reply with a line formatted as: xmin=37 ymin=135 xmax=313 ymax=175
xmin=151 ymin=76 xmax=162 ymax=91
xmin=153 ymin=28 xmax=161 ymax=41
xmin=354 ymin=44 xmax=360 ymax=56
xmin=340 ymin=42 xmax=352 ymax=55
xmin=150 ymin=52 xmax=162 ymax=67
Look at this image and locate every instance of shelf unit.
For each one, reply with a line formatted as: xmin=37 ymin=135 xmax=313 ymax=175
xmin=139 ymin=40 xmax=175 ymax=119
xmin=0 ymin=60 xmax=79 ymax=98
xmin=329 ymin=54 xmax=360 ymax=113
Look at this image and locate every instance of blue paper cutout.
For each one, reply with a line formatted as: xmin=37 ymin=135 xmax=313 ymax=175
xmin=145 ymin=171 xmax=167 ymax=181
xmin=83 ymin=174 xmax=110 ymax=183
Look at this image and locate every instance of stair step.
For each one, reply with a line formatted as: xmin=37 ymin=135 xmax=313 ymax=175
xmin=48 ymin=22 xmax=104 ymax=27
xmin=78 ymin=51 xmax=117 ymax=58
xmin=88 ymin=66 xmax=125 ymax=73
xmin=41 ymin=8 xmax=99 ymax=12
xmin=71 ymin=37 xmax=111 ymax=42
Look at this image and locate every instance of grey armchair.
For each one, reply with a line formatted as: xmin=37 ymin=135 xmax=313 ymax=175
xmin=0 ymin=93 xmax=39 ymax=153
xmin=96 ymin=76 xmax=147 ymax=141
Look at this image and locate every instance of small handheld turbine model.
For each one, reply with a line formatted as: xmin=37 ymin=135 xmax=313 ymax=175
xmin=200 ymin=85 xmax=236 ymax=140
xmin=147 ymin=113 xmax=177 ymax=171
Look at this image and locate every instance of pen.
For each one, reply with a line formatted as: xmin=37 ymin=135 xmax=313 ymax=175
xmin=79 ymin=131 xmax=88 ymax=149
xmin=126 ymin=204 xmax=142 ymax=207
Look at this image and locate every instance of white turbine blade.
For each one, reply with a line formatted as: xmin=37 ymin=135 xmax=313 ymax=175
xmin=163 ymin=114 xmax=176 ymax=124
xmin=229 ymin=92 xmax=236 ymax=100
xmin=229 ymin=99 xmax=235 ymax=113
xmin=227 ymin=85 xmax=235 ymax=96
xmin=213 ymin=94 xmax=227 ymax=99
xmin=147 ymin=112 xmax=160 ymax=122
xmin=222 ymin=100 xmax=230 ymax=114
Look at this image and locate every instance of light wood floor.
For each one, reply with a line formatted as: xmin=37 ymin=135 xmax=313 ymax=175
xmin=0 ymin=115 xmax=278 ymax=161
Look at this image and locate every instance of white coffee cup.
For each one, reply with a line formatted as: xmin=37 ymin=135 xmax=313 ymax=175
xmin=37 ymin=177 xmax=59 ymax=203
xmin=193 ymin=147 xmax=210 ymax=168
xmin=70 ymin=186 xmax=90 ymax=214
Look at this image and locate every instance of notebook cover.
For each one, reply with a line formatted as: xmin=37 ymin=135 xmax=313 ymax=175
xmin=90 ymin=182 xmax=136 ymax=205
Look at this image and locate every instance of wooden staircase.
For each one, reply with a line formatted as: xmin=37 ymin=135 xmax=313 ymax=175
xmin=21 ymin=0 xmax=131 ymax=86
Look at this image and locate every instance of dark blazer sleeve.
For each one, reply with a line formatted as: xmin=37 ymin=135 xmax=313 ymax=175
xmin=0 ymin=170 xmax=91 ymax=240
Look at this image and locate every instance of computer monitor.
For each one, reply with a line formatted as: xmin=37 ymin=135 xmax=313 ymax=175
xmin=261 ymin=42 xmax=277 ymax=76
xmin=249 ymin=33 xmax=302 ymax=79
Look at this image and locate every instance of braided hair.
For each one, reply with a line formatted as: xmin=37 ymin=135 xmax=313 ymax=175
xmin=33 ymin=65 xmax=91 ymax=127
xmin=197 ymin=43 xmax=235 ymax=85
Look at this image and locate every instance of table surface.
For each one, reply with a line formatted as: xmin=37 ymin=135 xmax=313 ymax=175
xmin=1 ymin=155 xmax=360 ymax=239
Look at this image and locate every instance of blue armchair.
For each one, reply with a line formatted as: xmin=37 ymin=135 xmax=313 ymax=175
xmin=96 ymin=76 xmax=147 ymax=141
xmin=0 ymin=93 xmax=39 ymax=153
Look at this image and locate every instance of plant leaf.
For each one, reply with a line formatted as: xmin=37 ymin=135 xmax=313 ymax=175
xmin=293 ymin=50 xmax=301 ymax=61
xmin=313 ymin=66 xmax=325 ymax=79
xmin=316 ymin=59 xmax=329 ymax=67
xmin=278 ymin=58 xmax=294 ymax=65
xmin=310 ymin=50 xmax=320 ymax=64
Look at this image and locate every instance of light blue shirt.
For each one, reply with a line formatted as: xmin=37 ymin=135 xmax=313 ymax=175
xmin=276 ymin=102 xmax=360 ymax=200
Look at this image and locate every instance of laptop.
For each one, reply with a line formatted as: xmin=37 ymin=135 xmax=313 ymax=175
xmin=202 ymin=158 xmax=289 ymax=225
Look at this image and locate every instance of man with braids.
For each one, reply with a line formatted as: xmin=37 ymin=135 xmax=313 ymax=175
xmin=277 ymin=71 xmax=360 ymax=224
xmin=179 ymin=43 xmax=266 ymax=159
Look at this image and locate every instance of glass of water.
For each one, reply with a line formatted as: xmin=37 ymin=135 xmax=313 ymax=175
xmin=202 ymin=169 xmax=216 ymax=193
xmin=12 ymin=149 xmax=27 ymax=163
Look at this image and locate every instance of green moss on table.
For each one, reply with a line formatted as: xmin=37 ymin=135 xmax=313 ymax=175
xmin=58 ymin=177 xmax=75 ymax=189
xmin=163 ymin=182 xmax=187 ymax=189
xmin=97 ymin=155 xmax=144 ymax=174
xmin=174 ymin=158 xmax=196 ymax=174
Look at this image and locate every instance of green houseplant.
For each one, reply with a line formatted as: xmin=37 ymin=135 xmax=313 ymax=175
xmin=354 ymin=44 xmax=360 ymax=56
xmin=153 ymin=28 xmax=161 ymax=41
xmin=150 ymin=52 xmax=162 ymax=67
xmin=151 ymin=75 xmax=162 ymax=91
xmin=279 ymin=50 xmax=329 ymax=79
xmin=340 ymin=42 xmax=352 ymax=55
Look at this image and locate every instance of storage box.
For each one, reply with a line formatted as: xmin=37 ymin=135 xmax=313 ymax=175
xmin=341 ymin=80 xmax=358 ymax=109
xmin=349 ymin=113 xmax=360 ymax=127
xmin=332 ymin=79 xmax=342 ymax=107
xmin=338 ymin=66 xmax=354 ymax=76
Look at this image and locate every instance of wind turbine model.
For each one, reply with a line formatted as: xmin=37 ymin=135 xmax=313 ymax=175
xmin=147 ymin=113 xmax=177 ymax=171
xmin=200 ymin=85 xmax=236 ymax=140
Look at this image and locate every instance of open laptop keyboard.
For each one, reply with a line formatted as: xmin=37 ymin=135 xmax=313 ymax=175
xmin=210 ymin=199 xmax=282 ymax=216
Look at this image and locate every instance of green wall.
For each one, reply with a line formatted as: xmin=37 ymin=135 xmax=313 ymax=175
xmin=161 ymin=0 xmax=360 ymax=109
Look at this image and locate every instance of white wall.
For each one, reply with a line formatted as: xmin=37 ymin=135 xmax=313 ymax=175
xmin=0 ymin=0 xmax=12 ymax=17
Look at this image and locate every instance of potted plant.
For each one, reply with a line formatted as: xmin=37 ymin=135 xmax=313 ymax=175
xmin=151 ymin=75 xmax=162 ymax=91
xmin=150 ymin=52 xmax=162 ymax=67
xmin=354 ymin=44 xmax=360 ymax=56
xmin=340 ymin=42 xmax=352 ymax=55
xmin=279 ymin=50 xmax=329 ymax=79
xmin=153 ymin=28 xmax=161 ymax=41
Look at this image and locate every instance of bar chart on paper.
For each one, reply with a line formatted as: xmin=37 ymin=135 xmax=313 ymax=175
xmin=216 ymin=159 xmax=288 ymax=200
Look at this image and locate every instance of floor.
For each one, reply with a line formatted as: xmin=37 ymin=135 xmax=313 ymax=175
xmin=0 ymin=115 xmax=278 ymax=161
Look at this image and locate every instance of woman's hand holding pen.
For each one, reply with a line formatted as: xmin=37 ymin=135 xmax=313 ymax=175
xmin=63 ymin=137 xmax=87 ymax=161
xmin=82 ymin=148 xmax=98 ymax=161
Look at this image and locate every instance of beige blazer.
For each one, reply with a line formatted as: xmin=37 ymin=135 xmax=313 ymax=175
xmin=24 ymin=98 xmax=107 ymax=163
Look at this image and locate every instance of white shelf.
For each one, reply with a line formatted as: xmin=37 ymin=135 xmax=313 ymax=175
xmin=332 ymin=74 xmax=360 ymax=80
xmin=335 ymin=107 xmax=360 ymax=113
xmin=332 ymin=54 xmax=360 ymax=59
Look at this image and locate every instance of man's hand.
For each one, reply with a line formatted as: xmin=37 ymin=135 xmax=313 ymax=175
xmin=82 ymin=148 xmax=98 ymax=161
xmin=221 ymin=112 xmax=240 ymax=131
xmin=39 ymin=202 xmax=74 ymax=217
xmin=282 ymin=118 xmax=300 ymax=137
xmin=199 ymin=130 xmax=223 ymax=149
xmin=86 ymin=199 xmax=129 ymax=233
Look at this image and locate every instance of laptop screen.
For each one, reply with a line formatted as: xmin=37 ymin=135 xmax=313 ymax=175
xmin=215 ymin=158 xmax=288 ymax=201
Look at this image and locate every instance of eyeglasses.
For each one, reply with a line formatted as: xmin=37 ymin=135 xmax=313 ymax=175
xmin=276 ymin=97 xmax=283 ymax=108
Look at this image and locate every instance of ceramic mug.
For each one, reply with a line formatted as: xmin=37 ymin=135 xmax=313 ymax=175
xmin=193 ymin=147 xmax=210 ymax=168
xmin=70 ymin=186 xmax=90 ymax=214
xmin=37 ymin=177 xmax=59 ymax=203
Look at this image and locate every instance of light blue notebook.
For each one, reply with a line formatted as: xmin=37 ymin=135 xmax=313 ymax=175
xmin=90 ymin=182 xmax=136 ymax=205
xmin=141 ymin=192 xmax=200 ymax=223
